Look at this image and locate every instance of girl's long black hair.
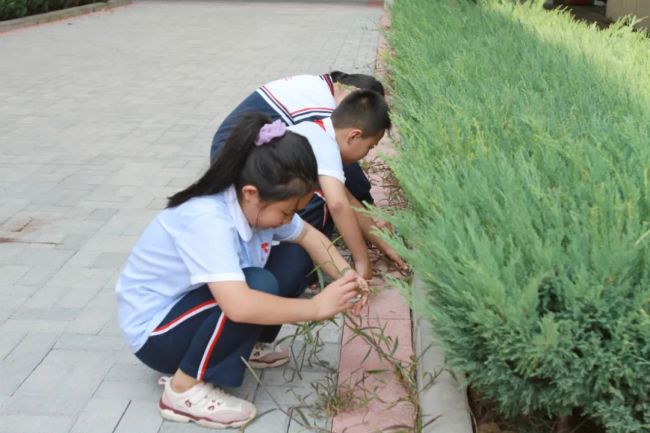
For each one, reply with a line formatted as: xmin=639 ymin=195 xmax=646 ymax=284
xmin=329 ymin=70 xmax=385 ymax=96
xmin=167 ymin=112 xmax=318 ymax=208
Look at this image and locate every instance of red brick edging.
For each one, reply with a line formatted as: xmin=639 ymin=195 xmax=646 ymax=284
xmin=331 ymin=7 xmax=416 ymax=431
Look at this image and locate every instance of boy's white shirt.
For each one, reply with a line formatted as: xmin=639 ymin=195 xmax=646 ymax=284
xmin=288 ymin=118 xmax=346 ymax=184
xmin=115 ymin=186 xmax=304 ymax=353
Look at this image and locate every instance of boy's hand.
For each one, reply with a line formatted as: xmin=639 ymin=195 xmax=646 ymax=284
xmin=372 ymin=237 xmax=409 ymax=273
xmin=373 ymin=218 xmax=394 ymax=233
xmin=355 ymin=260 xmax=373 ymax=280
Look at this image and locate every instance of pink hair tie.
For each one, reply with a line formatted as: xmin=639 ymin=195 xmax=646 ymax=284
xmin=255 ymin=119 xmax=287 ymax=146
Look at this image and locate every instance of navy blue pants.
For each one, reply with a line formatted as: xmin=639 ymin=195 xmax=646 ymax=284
xmin=209 ymin=93 xmax=373 ymax=332
xmin=135 ymin=268 xmax=279 ymax=387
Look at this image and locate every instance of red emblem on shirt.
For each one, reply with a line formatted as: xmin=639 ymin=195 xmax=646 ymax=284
xmin=261 ymin=242 xmax=270 ymax=254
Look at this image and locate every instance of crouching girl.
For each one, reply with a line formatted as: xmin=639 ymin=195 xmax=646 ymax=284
xmin=116 ymin=113 xmax=366 ymax=429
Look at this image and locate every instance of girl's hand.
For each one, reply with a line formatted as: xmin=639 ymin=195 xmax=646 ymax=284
xmin=312 ymin=273 xmax=361 ymax=320
xmin=350 ymin=277 xmax=370 ymax=316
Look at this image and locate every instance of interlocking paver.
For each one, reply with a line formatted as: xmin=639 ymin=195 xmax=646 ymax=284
xmin=0 ymin=1 xmax=383 ymax=431
xmin=68 ymin=397 xmax=130 ymax=433
xmin=0 ymin=414 xmax=74 ymax=433
xmin=14 ymin=349 xmax=117 ymax=397
xmin=112 ymin=400 xmax=163 ymax=433
xmin=0 ymin=331 xmax=25 ymax=360
xmin=0 ymin=333 xmax=58 ymax=396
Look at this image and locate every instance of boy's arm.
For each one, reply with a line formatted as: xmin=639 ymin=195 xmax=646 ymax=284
xmin=345 ymin=190 xmax=408 ymax=271
xmin=319 ymin=175 xmax=372 ymax=279
xmin=292 ymin=222 xmax=358 ymax=280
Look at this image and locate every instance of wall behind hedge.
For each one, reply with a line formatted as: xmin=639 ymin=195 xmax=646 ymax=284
xmin=385 ymin=1 xmax=649 ymax=432
xmin=0 ymin=0 xmax=103 ymax=21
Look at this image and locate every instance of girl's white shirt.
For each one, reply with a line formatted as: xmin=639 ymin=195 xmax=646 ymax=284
xmin=256 ymin=74 xmax=336 ymax=125
xmin=115 ymin=186 xmax=304 ymax=353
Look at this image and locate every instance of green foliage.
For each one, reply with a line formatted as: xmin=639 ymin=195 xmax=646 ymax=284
xmin=384 ymin=0 xmax=650 ymax=431
xmin=0 ymin=0 xmax=102 ymax=21
xmin=0 ymin=0 xmax=28 ymax=20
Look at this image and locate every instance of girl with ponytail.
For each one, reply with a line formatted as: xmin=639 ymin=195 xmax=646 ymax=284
xmin=116 ymin=112 xmax=367 ymax=429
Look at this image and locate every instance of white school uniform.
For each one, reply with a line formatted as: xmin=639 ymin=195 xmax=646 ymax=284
xmin=256 ymin=74 xmax=336 ymax=125
xmin=288 ymin=117 xmax=346 ymax=184
xmin=115 ymin=186 xmax=304 ymax=353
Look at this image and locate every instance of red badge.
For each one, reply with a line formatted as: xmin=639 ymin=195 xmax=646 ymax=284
xmin=261 ymin=242 xmax=270 ymax=254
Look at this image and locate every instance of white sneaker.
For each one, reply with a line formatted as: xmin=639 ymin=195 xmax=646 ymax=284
xmin=248 ymin=342 xmax=290 ymax=369
xmin=158 ymin=377 xmax=256 ymax=429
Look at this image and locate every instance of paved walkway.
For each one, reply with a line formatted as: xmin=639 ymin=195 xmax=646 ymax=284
xmin=0 ymin=2 xmax=384 ymax=432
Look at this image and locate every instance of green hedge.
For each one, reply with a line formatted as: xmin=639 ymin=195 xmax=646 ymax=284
xmin=384 ymin=0 xmax=650 ymax=432
xmin=0 ymin=0 xmax=102 ymax=21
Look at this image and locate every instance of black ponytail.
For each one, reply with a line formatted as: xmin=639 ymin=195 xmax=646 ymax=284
xmin=329 ymin=70 xmax=385 ymax=96
xmin=167 ymin=112 xmax=318 ymax=208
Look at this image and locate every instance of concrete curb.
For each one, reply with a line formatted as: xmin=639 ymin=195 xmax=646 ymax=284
xmin=413 ymin=275 xmax=474 ymax=433
xmin=0 ymin=0 xmax=132 ymax=34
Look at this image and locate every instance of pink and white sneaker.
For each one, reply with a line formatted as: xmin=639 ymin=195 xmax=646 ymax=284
xmin=158 ymin=377 xmax=256 ymax=429
xmin=248 ymin=342 xmax=290 ymax=369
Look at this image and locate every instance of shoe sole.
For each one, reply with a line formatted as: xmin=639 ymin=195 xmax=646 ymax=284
xmin=158 ymin=400 xmax=256 ymax=429
xmin=247 ymin=356 xmax=290 ymax=369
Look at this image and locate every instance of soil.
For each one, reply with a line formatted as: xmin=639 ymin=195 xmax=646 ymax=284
xmin=468 ymin=386 xmax=607 ymax=433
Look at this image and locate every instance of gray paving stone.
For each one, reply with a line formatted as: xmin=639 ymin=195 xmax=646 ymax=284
xmin=223 ymin=370 xmax=261 ymax=401
xmin=288 ymin=414 xmax=331 ymax=433
xmin=94 ymin=377 xmax=162 ymax=401
xmin=65 ymin=307 xmax=114 ymax=334
xmin=239 ymin=405 xmax=290 ymax=433
xmin=24 ymin=284 xmax=81 ymax=310
xmin=15 ymin=349 xmax=117 ymax=398
xmin=12 ymin=307 xmax=79 ymax=322
xmin=46 ymin=266 xmax=114 ymax=290
xmin=0 ymin=414 xmax=74 ymax=433
xmin=0 ymin=331 xmax=25 ymax=360
xmin=0 ymin=1 xmax=383 ymax=431
xmin=0 ymin=393 xmax=89 ymax=416
xmin=0 ymin=295 xmax=28 ymax=322
xmin=98 ymin=314 xmax=122 ymax=336
xmin=53 ymin=334 xmax=124 ymax=352
xmin=69 ymin=397 xmax=130 ymax=433
xmin=15 ymin=265 xmax=64 ymax=288
xmin=287 ymin=340 xmax=341 ymax=372
xmin=55 ymin=285 xmax=102 ymax=309
xmin=115 ymin=345 xmax=142 ymax=365
xmin=112 ymin=400 xmax=163 ymax=433
xmin=6 ymin=245 xmax=74 ymax=268
xmin=254 ymin=384 xmax=317 ymax=407
xmin=1 ymin=319 xmax=69 ymax=336
xmin=0 ymin=333 xmax=58 ymax=396
xmin=104 ymin=362 xmax=162 ymax=383
xmin=0 ymin=244 xmax=26 ymax=265
xmin=0 ymin=284 xmax=40 ymax=298
xmin=0 ymin=265 xmax=30 ymax=286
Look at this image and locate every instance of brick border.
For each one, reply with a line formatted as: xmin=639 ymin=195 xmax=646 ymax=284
xmin=331 ymin=1 xmax=474 ymax=431
xmin=0 ymin=0 xmax=132 ymax=34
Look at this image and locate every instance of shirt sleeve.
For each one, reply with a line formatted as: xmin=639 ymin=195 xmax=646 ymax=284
xmin=174 ymin=212 xmax=245 ymax=284
xmin=292 ymin=124 xmax=346 ymax=183
xmin=273 ymin=214 xmax=305 ymax=242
